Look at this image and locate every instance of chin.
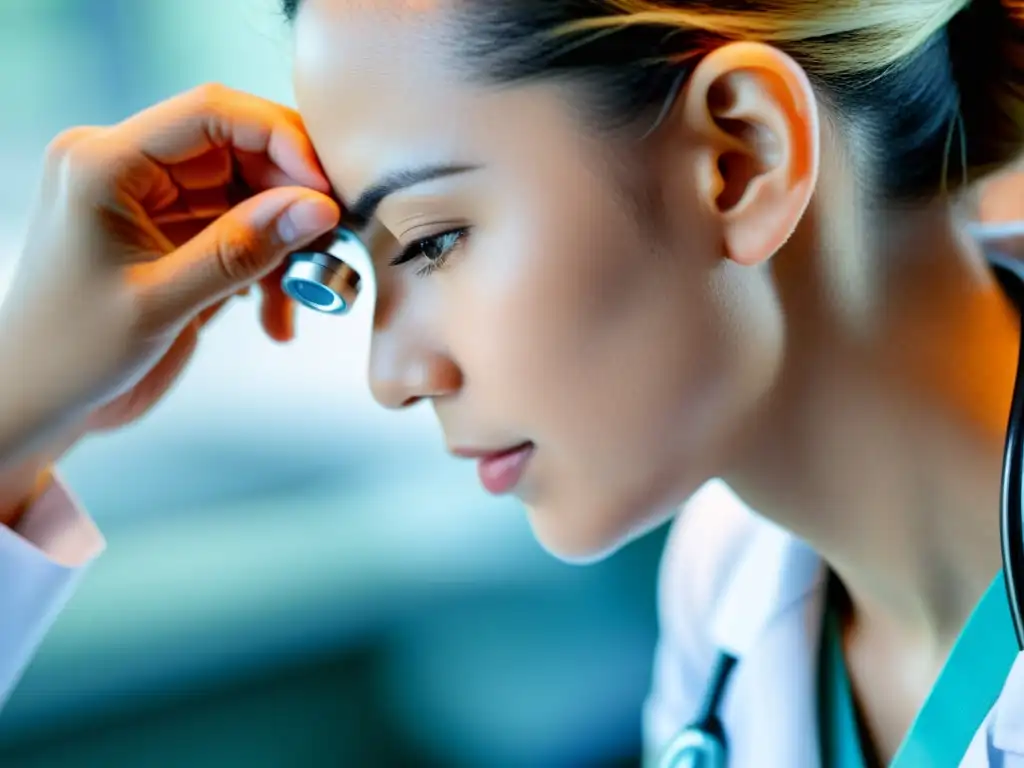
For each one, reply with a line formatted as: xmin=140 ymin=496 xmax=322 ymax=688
xmin=522 ymin=496 xmax=679 ymax=565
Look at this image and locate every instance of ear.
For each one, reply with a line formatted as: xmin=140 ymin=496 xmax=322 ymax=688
xmin=680 ymin=42 xmax=820 ymax=266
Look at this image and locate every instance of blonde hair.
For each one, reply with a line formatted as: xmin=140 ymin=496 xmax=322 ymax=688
xmin=439 ymin=0 xmax=1024 ymax=198
xmin=556 ymin=1 xmax=969 ymax=73
xmin=284 ymin=0 xmax=1024 ymax=195
xmin=544 ymin=0 xmax=1024 ymax=191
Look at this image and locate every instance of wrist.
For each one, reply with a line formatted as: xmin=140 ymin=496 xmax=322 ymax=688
xmin=0 ymin=462 xmax=55 ymax=529
xmin=0 ymin=306 xmax=88 ymax=474
xmin=0 ymin=422 xmax=82 ymax=529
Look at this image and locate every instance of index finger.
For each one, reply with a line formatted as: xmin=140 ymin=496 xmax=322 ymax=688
xmin=116 ymin=83 xmax=331 ymax=193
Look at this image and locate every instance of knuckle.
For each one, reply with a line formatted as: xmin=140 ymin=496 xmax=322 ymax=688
xmin=187 ymin=83 xmax=236 ymax=146
xmin=44 ymin=126 xmax=97 ymax=162
xmin=43 ymin=128 xmax=106 ymax=187
xmin=215 ymin=223 xmax=265 ymax=281
xmin=190 ymin=82 xmax=232 ymax=113
xmin=58 ymin=136 xmax=118 ymax=200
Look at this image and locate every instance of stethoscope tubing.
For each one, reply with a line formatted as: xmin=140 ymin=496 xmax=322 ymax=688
xmin=996 ymin=255 xmax=1024 ymax=650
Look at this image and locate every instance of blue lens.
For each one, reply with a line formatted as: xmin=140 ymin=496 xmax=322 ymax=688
xmin=291 ymin=280 xmax=340 ymax=310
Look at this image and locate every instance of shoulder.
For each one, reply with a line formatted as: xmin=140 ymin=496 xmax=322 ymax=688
xmin=642 ymin=479 xmax=775 ymax=756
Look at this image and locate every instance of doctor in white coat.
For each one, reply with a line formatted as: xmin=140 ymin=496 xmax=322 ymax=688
xmin=4 ymin=0 xmax=1024 ymax=764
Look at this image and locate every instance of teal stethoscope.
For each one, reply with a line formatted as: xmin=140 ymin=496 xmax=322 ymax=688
xmin=281 ymin=219 xmax=1024 ymax=768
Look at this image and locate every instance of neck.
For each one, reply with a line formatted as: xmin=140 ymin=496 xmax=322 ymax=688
xmin=727 ymin=200 xmax=1020 ymax=652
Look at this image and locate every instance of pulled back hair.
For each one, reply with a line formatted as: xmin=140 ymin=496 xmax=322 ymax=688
xmin=282 ymin=0 xmax=1024 ymax=201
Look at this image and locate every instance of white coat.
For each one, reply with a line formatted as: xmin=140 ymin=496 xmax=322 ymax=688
xmin=642 ymin=480 xmax=1024 ymax=767
xmin=0 ymin=478 xmax=104 ymax=707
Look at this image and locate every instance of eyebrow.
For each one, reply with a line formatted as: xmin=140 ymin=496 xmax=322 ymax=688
xmin=343 ymin=164 xmax=481 ymax=230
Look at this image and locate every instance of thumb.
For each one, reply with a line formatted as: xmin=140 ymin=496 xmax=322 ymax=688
xmin=141 ymin=187 xmax=340 ymax=324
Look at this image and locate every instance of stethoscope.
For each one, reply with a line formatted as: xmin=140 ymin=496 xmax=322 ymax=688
xmin=280 ymin=221 xmax=1024 ymax=768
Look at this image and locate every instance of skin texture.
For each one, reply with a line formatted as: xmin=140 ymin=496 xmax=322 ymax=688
xmin=291 ymin=2 xmax=1023 ymax=760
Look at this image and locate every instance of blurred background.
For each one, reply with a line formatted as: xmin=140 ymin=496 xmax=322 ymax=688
xmin=0 ymin=1 xmax=670 ymax=766
xmin=3 ymin=4 xmax=1024 ymax=768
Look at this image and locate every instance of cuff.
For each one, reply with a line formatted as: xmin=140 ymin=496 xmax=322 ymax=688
xmin=2 ymin=474 xmax=105 ymax=568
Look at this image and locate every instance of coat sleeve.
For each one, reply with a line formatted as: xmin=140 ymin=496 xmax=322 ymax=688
xmin=0 ymin=476 xmax=104 ymax=707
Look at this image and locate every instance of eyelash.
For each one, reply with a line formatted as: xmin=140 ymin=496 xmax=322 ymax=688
xmin=390 ymin=227 xmax=470 ymax=277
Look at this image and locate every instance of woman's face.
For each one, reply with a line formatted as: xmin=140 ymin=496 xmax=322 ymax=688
xmin=292 ymin=1 xmax=785 ymax=560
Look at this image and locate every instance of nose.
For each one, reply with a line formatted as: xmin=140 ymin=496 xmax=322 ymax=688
xmin=368 ymin=326 xmax=463 ymax=409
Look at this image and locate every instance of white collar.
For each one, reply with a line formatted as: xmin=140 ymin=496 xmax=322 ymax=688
xmin=698 ymin=482 xmax=825 ymax=656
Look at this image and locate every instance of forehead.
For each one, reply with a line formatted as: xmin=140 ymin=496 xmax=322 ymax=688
xmin=290 ymin=0 xmax=603 ymax=206
xmin=293 ymin=0 xmax=455 ymax=79
xmin=292 ymin=0 xmax=477 ymax=194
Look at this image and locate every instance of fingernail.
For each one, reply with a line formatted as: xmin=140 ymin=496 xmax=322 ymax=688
xmin=279 ymin=198 xmax=339 ymax=243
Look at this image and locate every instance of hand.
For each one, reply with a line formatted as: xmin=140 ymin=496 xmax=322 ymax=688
xmin=0 ymin=84 xmax=341 ymax=497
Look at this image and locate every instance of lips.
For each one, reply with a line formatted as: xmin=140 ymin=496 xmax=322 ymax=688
xmin=452 ymin=442 xmax=535 ymax=495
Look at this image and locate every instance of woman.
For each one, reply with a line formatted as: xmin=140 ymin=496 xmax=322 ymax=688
xmin=2 ymin=0 xmax=1024 ymax=764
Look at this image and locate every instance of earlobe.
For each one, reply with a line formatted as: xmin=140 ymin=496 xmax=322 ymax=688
xmin=682 ymin=42 xmax=820 ymax=267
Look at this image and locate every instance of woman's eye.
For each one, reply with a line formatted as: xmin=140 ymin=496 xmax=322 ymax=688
xmin=390 ymin=227 xmax=469 ymax=276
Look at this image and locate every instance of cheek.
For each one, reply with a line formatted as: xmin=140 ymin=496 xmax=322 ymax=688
xmin=440 ymin=197 xmax=659 ymax=421
xmin=525 ymin=261 xmax=783 ymax=562
xmin=445 ymin=192 xmax=758 ymax=463
xmin=435 ymin=181 xmax=784 ymax=559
